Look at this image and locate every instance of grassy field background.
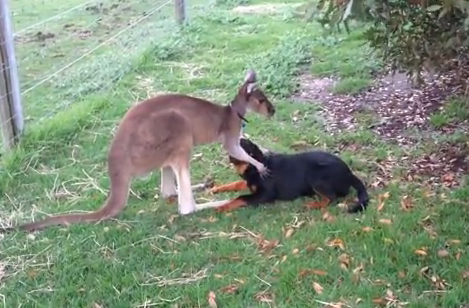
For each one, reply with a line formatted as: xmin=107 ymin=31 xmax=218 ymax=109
xmin=1 ymin=0 xmax=468 ymax=307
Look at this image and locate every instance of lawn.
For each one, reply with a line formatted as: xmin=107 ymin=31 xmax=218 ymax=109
xmin=1 ymin=0 xmax=469 ymax=307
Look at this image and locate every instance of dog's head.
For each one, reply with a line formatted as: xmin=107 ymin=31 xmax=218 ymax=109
xmin=228 ymin=138 xmax=266 ymax=175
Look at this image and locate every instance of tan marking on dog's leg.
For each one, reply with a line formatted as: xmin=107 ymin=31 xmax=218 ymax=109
xmin=210 ymin=180 xmax=248 ymax=194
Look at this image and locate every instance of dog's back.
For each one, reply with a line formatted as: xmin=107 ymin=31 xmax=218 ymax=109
xmin=235 ymin=138 xmax=368 ymax=211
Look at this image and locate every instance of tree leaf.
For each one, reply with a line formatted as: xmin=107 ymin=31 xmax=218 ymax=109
xmin=426 ymin=4 xmax=442 ymax=12
xmin=313 ymin=281 xmax=324 ymax=294
xmin=208 ymin=291 xmax=217 ymax=308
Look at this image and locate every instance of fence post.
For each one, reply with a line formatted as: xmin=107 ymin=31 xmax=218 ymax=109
xmin=0 ymin=0 xmax=23 ymax=151
xmin=175 ymin=0 xmax=186 ymax=25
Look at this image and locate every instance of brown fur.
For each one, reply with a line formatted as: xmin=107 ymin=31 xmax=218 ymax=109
xmin=3 ymin=69 xmax=275 ymax=233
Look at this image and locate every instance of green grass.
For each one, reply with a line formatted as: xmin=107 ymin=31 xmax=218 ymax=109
xmin=1 ymin=0 xmax=469 ymax=307
xmin=331 ymin=77 xmax=372 ymax=95
xmin=430 ymin=97 xmax=469 ymax=129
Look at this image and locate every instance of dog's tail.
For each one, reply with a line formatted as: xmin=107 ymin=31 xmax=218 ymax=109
xmin=347 ymin=174 xmax=369 ymax=213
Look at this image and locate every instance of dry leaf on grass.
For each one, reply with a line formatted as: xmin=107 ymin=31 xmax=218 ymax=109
xmin=290 ymin=140 xmax=309 ymax=150
xmin=437 ymin=249 xmax=450 ymax=258
xmin=292 ymin=248 xmax=300 ymax=254
xmin=93 ymin=303 xmax=103 ymax=308
xmin=377 ymin=192 xmax=390 ymax=211
xmin=255 ymin=235 xmax=280 ymax=255
xmin=208 ymin=291 xmax=217 ymax=308
xmin=254 ymin=291 xmax=275 ymax=304
xmin=372 ymin=298 xmax=386 ymax=306
xmin=322 ymin=210 xmax=336 ymax=222
xmin=284 ymin=228 xmax=295 ymax=238
xmin=338 ymin=253 xmax=351 ymax=270
xmin=327 ymin=238 xmax=345 ymax=250
xmin=400 ymin=195 xmax=413 ymax=211
xmin=351 ymin=263 xmax=364 ymax=283
xmin=414 ymin=249 xmax=428 ymax=256
xmin=362 ymin=226 xmax=373 ymax=232
xmin=313 ymin=282 xmax=324 ymax=294
xmin=462 ymin=270 xmax=469 ymax=280
xmin=299 ymin=269 xmax=328 ymax=278
xmin=378 ymin=219 xmax=392 ymax=225
xmin=220 ymin=284 xmax=239 ymax=294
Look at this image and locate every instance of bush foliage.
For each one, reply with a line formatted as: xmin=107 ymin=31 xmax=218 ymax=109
xmin=304 ymin=0 xmax=469 ymax=85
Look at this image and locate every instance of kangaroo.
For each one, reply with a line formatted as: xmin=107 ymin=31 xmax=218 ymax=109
xmin=2 ymin=69 xmax=275 ymax=233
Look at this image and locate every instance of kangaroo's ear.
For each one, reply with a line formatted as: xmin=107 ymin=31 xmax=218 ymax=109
xmin=244 ymin=69 xmax=257 ymax=84
xmin=239 ymin=69 xmax=257 ymax=97
xmin=246 ymin=82 xmax=257 ymax=94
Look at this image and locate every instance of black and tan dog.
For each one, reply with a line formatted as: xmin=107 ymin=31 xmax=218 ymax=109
xmin=210 ymin=138 xmax=369 ymax=213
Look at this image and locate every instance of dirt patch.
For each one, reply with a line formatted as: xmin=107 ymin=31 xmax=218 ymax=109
xmin=406 ymin=143 xmax=469 ymax=188
xmin=232 ymin=3 xmax=303 ymax=14
xmin=294 ymin=71 xmax=467 ymax=144
xmin=293 ymin=70 xmax=469 ymax=187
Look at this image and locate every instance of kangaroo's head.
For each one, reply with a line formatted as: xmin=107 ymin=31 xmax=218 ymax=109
xmin=230 ymin=69 xmax=275 ymax=119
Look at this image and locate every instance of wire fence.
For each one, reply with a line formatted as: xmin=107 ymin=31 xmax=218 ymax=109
xmin=0 ymin=0 xmax=204 ymax=150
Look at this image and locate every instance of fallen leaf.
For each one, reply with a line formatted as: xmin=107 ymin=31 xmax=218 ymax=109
xmin=214 ymin=274 xmax=224 ymax=279
xmin=312 ymin=269 xmax=328 ymax=276
xmin=449 ymin=239 xmax=461 ymax=245
xmin=254 ymin=291 xmax=275 ymax=303
xmin=372 ymin=298 xmax=386 ymax=306
xmin=290 ymin=140 xmax=308 ymax=150
xmin=93 ymin=303 xmax=103 ymax=308
xmin=322 ymin=211 xmax=336 ymax=222
xmin=384 ymin=238 xmax=394 ymax=245
xmin=437 ymin=249 xmax=449 ymax=258
xmin=362 ymin=226 xmax=373 ymax=232
xmin=299 ymin=269 xmax=328 ymax=278
xmin=208 ymin=216 xmax=218 ymax=223
xmin=462 ymin=270 xmax=469 ymax=280
xmin=398 ymin=271 xmax=406 ymax=278
xmin=285 ymin=228 xmax=295 ymax=238
xmin=256 ymin=236 xmax=279 ymax=255
xmin=174 ymin=235 xmax=186 ymax=242
xmin=414 ymin=249 xmax=428 ymax=256
xmin=400 ymin=195 xmax=413 ymax=211
xmin=338 ymin=253 xmax=351 ymax=270
xmin=378 ymin=219 xmax=392 ymax=225
xmin=220 ymin=284 xmax=239 ymax=294
xmin=292 ymin=248 xmax=299 ymax=254
xmin=420 ymin=266 xmax=430 ymax=275
xmin=281 ymin=255 xmax=288 ymax=263
xmin=312 ymin=282 xmax=323 ymax=294
xmin=208 ymin=291 xmax=217 ymax=308
xmin=327 ymin=238 xmax=345 ymax=250
xmin=306 ymin=244 xmax=317 ymax=253
xmin=456 ymin=251 xmax=461 ymax=260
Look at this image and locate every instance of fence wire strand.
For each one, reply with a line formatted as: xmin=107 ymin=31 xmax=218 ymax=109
xmin=14 ymin=0 xmax=98 ymax=36
xmin=0 ymin=0 xmax=174 ymax=135
xmin=21 ymin=0 xmax=173 ymax=96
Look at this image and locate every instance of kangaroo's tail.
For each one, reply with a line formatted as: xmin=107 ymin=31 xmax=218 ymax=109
xmin=0 ymin=170 xmax=131 ymax=233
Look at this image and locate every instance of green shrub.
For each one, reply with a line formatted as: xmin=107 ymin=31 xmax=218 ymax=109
xmin=304 ymin=0 xmax=469 ymax=85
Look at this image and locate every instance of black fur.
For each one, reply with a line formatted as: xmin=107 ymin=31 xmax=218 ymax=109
xmin=227 ymin=138 xmax=369 ymax=212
